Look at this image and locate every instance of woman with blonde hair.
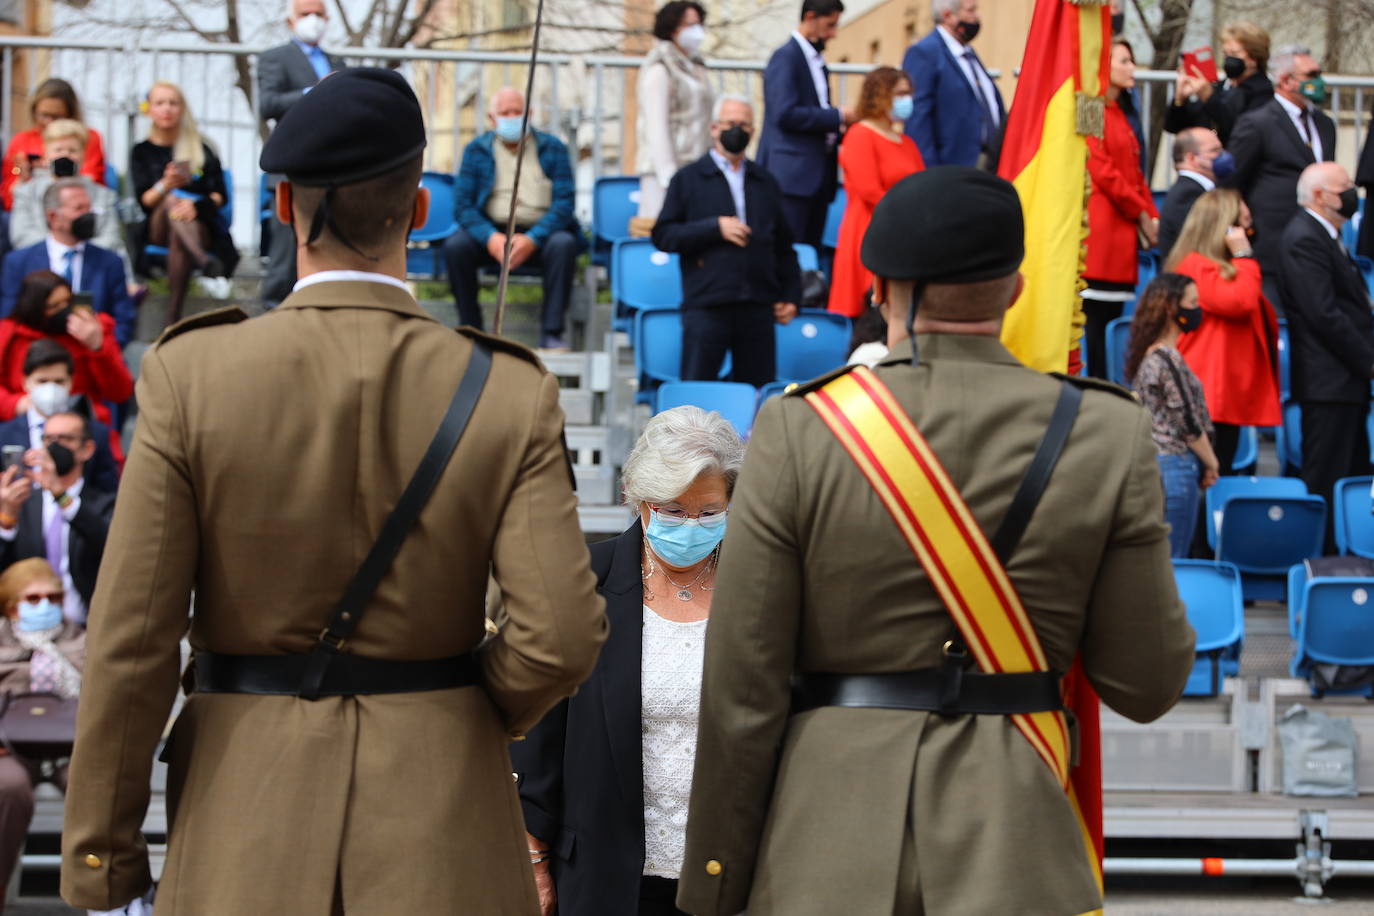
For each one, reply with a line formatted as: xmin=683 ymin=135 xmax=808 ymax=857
xmin=130 ymin=80 xmax=238 ymax=325
xmin=1166 ymin=20 xmax=1272 ymax=144
xmin=1167 ymin=187 xmax=1280 ymax=473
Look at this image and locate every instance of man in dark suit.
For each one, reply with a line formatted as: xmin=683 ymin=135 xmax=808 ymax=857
xmin=757 ymin=0 xmax=851 ymax=248
xmin=902 ymin=0 xmax=1005 ymax=169
xmin=257 ymin=0 xmax=344 ymax=305
xmin=1356 ymin=116 xmax=1373 ymax=260
xmin=1278 ymin=162 xmax=1373 ymax=530
xmin=1228 ymin=44 xmax=1335 ymax=309
xmin=0 ymin=180 xmax=134 ymax=346
xmin=0 ymin=410 xmax=114 ymax=625
xmin=0 ymin=340 xmax=118 ymax=493
xmin=1159 ymin=127 xmax=1226 ymax=261
xmin=653 ymin=96 xmax=802 ymax=386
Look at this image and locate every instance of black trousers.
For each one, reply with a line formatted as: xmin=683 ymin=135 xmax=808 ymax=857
xmin=1081 ymin=298 xmax=1125 ymax=381
xmin=442 ymin=227 xmax=578 ymax=333
xmin=639 ymin=876 xmax=687 ymax=916
xmin=1214 ymin=422 xmax=1242 ymax=475
xmin=681 ymin=303 xmax=776 ymax=387
xmin=780 ymin=190 xmax=832 ymax=249
xmin=1300 ymin=401 xmax=1372 ymax=549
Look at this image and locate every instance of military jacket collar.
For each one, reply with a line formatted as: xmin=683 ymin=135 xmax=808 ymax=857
xmin=277 ymin=278 xmax=434 ymax=321
xmin=879 ymin=333 xmax=1024 ymax=368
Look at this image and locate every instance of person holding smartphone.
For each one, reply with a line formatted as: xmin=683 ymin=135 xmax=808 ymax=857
xmin=1 ymin=78 xmax=108 ymax=211
xmin=1166 ymin=21 xmax=1272 ymax=145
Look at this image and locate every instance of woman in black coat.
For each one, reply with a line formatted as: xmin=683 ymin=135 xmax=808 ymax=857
xmin=511 ymin=405 xmax=745 ymax=916
xmin=1164 ymin=21 xmax=1273 ymax=145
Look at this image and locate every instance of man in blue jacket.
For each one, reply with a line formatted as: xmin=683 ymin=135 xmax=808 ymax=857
xmin=444 ymin=86 xmax=582 ymax=349
xmin=757 ymin=0 xmax=852 ymax=249
xmin=903 ymin=0 xmax=1005 ymax=169
xmin=652 ymin=96 xmax=801 ymax=387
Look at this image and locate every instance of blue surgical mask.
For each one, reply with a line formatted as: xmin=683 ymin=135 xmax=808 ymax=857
xmin=1210 ymin=150 xmax=1236 ymax=183
xmin=494 ymin=116 xmax=525 ymax=144
xmin=890 ymin=95 xmax=914 ymax=121
xmin=645 ymin=512 xmax=727 ymax=568
xmin=16 ymin=598 xmax=61 ymax=633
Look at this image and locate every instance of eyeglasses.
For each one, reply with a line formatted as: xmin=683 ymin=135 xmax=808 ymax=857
xmin=41 ymin=433 xmax=84 ymax=447
xmin=649 ymin=504 xmax=728 ymax=529
xmin=21 ymin=591 xmax=63 ymax=603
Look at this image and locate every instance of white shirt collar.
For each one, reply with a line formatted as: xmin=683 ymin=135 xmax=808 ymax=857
xmin=292 ymin=270 xmax=411 ymax=294
xmin=1304 ymin=207 xmax=1339 ymax=240
xmin=1274 ymin=92 xmax=1310 ymax=121
xmin=792 ymin=31 xmax=820 ymax=64
xmin=1177 ymin=170 xmax=1216 ymax=191
xmin=937 ymin=24 xmax=969 ymax=58
xmin=45 ymin=236 xmax=84 ymax=259
xmin=708 ymin=148 xmax=744 ymax=173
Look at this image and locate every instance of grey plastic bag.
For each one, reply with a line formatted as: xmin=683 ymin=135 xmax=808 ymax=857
xmin=1278 ymin=704 xmax=1359 ymax=797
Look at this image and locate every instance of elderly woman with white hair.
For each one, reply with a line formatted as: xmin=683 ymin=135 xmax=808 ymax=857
xmin=511 ymin=405 xmax=745 ymax=916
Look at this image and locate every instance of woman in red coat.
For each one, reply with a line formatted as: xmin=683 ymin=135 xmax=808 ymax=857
xmin=1 ymin=79 xmax=107 ymax=210
xmin=1083 ymin=39 xmax=1158 ymax=379
xmin=828 ymin=66 xmax=924 ymax=318
xmin=0 ymin=271 xmax=132 ymax=448
xmin=1167 ymin=188 xmax=1280 ymax=473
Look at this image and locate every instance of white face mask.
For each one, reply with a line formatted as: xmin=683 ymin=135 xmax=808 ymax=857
xmin=29 ymin=382 xmax=70 ymax=418
xmin=677 ymin=24 xmax=706 ymax=57
xmin=293 ymin=13 xmax=327 ymax=46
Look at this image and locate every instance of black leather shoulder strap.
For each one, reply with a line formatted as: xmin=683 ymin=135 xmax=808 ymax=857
xmin=988 ymin=380 xmax=1082 ymax=566
xmin=299 ymin=342 xmax=493 ymax=700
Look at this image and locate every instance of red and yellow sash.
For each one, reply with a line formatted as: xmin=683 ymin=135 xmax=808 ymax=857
xmin=805 ymin=366 xmax=1103 ymax=900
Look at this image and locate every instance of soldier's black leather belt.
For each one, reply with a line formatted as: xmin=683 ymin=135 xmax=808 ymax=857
xmin=193 ymin=651 xmax=481 ymax=697
xmin=791 ymin=668 xmax=1062 ymax=716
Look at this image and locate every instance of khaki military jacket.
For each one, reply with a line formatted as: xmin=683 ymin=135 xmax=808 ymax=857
xmin=59 ymin=280 xmax=607 ymax=914
xmin=678 ymin=334 xmax=1195 ymax=916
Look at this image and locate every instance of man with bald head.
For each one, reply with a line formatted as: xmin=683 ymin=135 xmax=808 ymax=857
xmin=1159 ymin=127 xmax=1229 ymax=259
xmin=1279 ymin=161 xmax=1373 ymax=525
xmin=446 ymin=86 xmax=581 ymax=349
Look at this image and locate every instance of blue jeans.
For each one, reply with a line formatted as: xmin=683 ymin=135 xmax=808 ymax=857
xmin=1158 ymin=452 xmax=1201 ymax=558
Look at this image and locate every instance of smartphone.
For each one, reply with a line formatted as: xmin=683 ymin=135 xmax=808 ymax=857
xmin=1 ymin=445 xmax=24 ymax=473
xmin=1181 ymin=46 xmax=1218 ymax=83
xmin=25 ymin=153 xmax=40 ymax=165
xmin=172 ymin=160 xmax=192 ymax=182
xmin=72 ymin=293 xmax=94 ymax=312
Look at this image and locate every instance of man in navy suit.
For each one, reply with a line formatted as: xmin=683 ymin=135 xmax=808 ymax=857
xmin=0 ymin=180 xmax=135 ymax=346
xmin=903 ymin=0 xmax=1005 ymax=169
xmin=757 ymin=0 xmax=852 ymax=249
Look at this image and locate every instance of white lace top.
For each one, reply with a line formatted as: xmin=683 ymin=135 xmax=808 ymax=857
xmin=641 ymin=604 xmax=708 ymax=879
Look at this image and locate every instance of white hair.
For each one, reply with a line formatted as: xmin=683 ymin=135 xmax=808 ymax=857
xmin=1296 ymin=162 xmax=1338 ymax=207
xmin=1271 ymin=44 xmax=1312 ymax=80
xmin=712 ymin=93 xmax=752 ymax=123
xmin=932 ymin=0 xmax=962 ymax=21
xmin=621 ymin=406 xmax=746 ymax=509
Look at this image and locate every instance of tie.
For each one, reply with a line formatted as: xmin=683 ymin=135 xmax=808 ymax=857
xmin=45 ymin=504 xmax=64 ymax=573
xmin=1299 ymin=108 xmax=1315 ymax=150
xmin=60 ymin=249 xmax=74 ymax=286
xmin=964 ymin=50 xmax=997 ymax=144
xmin=819 ymin=61 xmax=831 ymax=106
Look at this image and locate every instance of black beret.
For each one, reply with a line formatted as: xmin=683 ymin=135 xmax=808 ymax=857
xmin=860 ymin=166 xmax=1024 ymax=283
xmin=260 ymin=67 xmax=426 ymax=186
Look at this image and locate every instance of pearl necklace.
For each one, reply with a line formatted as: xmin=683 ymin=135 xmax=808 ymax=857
xmin=642 ymin=545 xmax=719 ymax=601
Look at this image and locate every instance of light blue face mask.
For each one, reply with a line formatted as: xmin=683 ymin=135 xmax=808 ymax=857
xmin=494 ymin=116 xmax=525 ymax=144
xmin=645 ymin=512 xmax=727 ymax=568
xmin=16 ymin=598 xmax=61 ymax=633
xmin=890 ymin=94 xmax=914 ymax=121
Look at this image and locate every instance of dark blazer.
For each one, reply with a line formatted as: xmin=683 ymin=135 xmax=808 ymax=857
xmin=1158 ymin=174 xmax=1209 ymax=262
xmin=0 ymin=412 xmax=119 ymax=495
xmin=511 ymin=521 xmax=649 ymax=916
xmin=257 ymin=41 xmax=345 ymax=126
xmin=1163 ymin=74 xmax=1273 ymax=145
xmin=1356 ymin=117 xmax=1374 ymax=260
xmin=651 ymin=153 xmax=802 ymax=309
xmin=0 ymin=481 xmax=115 ymax=608
xmin=1278 ymin=209 xmax=1374 ymax=404
xmin=756 ymin=36 xmax=840 ymax=200
xmin=1228 ymin=98 xmax=1335 ymax=274
xmin=0 ymin=242 xmax=134 ymax=347
xmin=902 ymin=29 xmax=1005 ymax=168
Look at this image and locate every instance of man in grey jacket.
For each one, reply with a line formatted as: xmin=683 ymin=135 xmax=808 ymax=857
xmin=257 ymin=0 xmax=343 ymax=305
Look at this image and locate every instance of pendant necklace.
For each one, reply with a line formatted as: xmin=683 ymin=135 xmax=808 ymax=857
xmin=643 ymin=545 xmax=718 ymax=601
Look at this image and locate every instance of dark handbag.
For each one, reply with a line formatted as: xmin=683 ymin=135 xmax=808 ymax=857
xmin=0 ymin=691 xmax=78 ymax=759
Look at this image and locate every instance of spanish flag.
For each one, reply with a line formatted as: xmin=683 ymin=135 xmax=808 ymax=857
xmin=997 ymin=0 xmax=1111 ymax=374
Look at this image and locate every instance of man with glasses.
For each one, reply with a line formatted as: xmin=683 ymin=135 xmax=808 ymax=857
xmin=0 ymin=410 xmax=114 ymax=624
xmin=652 ymin=95 xmax=801 ymax=388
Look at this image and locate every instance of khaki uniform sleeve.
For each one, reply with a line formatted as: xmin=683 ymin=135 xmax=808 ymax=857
xmin=1082 ymin=404 xmax=1196 ymax=722
xmin=483 ymin=370 xmax=607 ymax=735
xmin=61 ymin=348 xmax=198 ymax=910
xmin=678 ymin=398 xmax=804 ymax=916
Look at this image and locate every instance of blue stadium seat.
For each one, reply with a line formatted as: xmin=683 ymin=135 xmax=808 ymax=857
xmin=774 ymin=309 xmax=851 ymax=383
xmin=1134 ymin=249 xmax=1159 ymax=302
xmin=821 ymin=187 xmax=846 ymax=251
xmin=1358 ymin=255 xmax=1374 ymax=299
xmin=1290 ymin=576 xmax=1374 ymax=698
xmin=757 ymin=380 xmax=792 ymax=409
xmin=1205 ymin=475 xmax=1308 ymax=550
xmin=1172 ymin=560 xmax=1244 ymax=696
xmin=794 ymin=243 xmax=820 ymax=272
xmin=1341 ymin=197 xmax=1362 ymax=252
xmin=1276 ymin=401 xmax=1302 ymax=473
xmin=592 ymin=176 xmax=639 ymax=267
xmin=1216 ymin=494 xmax=1326 ymax=600
xmin=1276 ymin=320 xmax=1290 ymax=402
xmin=405 ymin=171 xmax=458 ymax=278
xmin=1333 ymin=476 xmax=1374 ymax=558
xmin=612 ymin=238 xmax=681 ymax=313
xmin=1231 ymin=426 xmax=1258 ymax=472
xmin=1104 ymin=315 xmax=1131 ymax=385
xmin=632 ymin=308 xmax=729 ymax=392
xmin=655 ymin=381 xmax=758 ymax=438
xmin=104 ymin=162 xmax=118 ymax=193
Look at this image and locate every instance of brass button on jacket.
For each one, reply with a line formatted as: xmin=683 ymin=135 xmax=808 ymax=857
xmin=83 ymin=853 xmax=102 ymax=868
xmin=705 ymin=859 xmax=723 ymax=876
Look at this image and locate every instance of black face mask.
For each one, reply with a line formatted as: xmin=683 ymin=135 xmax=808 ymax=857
xmin=70 ymin=212 xmax=96 ymax=242
xmin=44 ymin=307 xmax=72 ymax=337
xmin=1223 ymin=56 xmax=1247 ymax=80
xmin=51 ymin=157 xmax=77 ymax=178
xmin=719 ymin=125 xmax=751 ymax=155
xmin=1176 ymin=307 xmax=1203 ymax=333
xmin=46 ymin=441 xmax=75 ymax=477
xmin=1337 ymin=187 xmax=1360 ymax=220
xmin=953 ymin=19 xmax=980 ymax=43
xmin=1110 ymin=12 xmax=1124 ymax=34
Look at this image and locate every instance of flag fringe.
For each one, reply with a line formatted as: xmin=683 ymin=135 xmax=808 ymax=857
xmin=1075 ymin=92 xmax=1105 ymax=138
xmin=1066 ymin=0 xmax=1110 ymax=6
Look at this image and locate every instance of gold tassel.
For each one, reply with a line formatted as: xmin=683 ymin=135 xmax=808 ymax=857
xmin=1066 ymin=0 xmax=1110 ymax=6
xmin=1075 ymin=92 xmax=1105 ymax=138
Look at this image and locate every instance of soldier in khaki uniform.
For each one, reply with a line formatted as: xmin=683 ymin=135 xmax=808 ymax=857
xmin=60 ymin=69 xmax=607 ymax=914
xmin=677 ymin=168 xmax=1195 ymax=916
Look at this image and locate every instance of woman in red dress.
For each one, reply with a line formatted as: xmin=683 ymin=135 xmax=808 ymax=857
xmin=828 ymin=66 xmax=924 ymax=318
xmin=2 ymin=79 xmax=107 ymax=211
xmin=1083 ymin=39 xmax=1159 ymax=379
